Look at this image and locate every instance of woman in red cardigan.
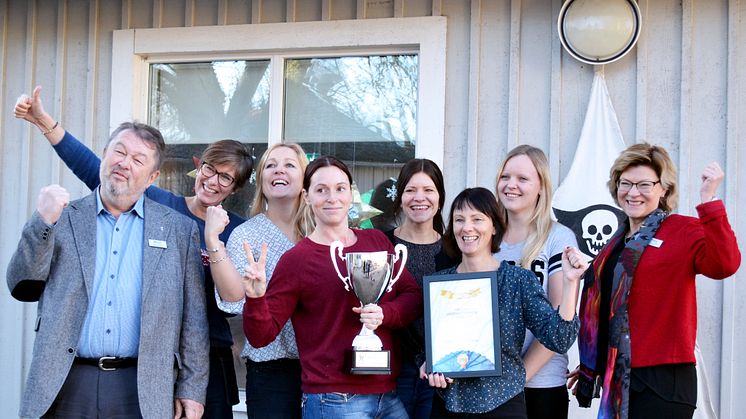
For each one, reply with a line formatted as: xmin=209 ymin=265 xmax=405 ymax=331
xmin=570 ymin=143 xmax=740 ymax=419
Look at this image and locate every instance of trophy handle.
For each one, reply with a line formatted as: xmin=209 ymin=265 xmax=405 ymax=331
xmin=330 ymin=240 xmax=351 ymax=291
xmin=387 ymin=243 xmax=408 ymax=292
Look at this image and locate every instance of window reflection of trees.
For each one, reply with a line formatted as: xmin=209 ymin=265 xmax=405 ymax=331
xmin=150 ymin=61 xmax=270 ymax=144
xmin=285 ymin=55 xmax=418 ymax=218
xmin=285 ymin=55 xmax=418 ymax=146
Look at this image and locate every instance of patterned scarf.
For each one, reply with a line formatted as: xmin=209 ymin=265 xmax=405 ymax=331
xmin=576 ymin=208 xmax=667 ymax=419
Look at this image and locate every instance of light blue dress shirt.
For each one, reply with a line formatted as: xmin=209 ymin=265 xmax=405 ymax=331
xmin=77 ymin=188 xmax=145 ymax=357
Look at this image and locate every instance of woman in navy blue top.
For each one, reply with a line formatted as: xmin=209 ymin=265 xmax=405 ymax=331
xmin=16 ymin=86 xmax=253 ymax=418
xmin=421 ymin=188 xmax=585 ymax=419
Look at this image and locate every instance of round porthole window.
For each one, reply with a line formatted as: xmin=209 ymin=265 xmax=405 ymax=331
xmin=558 ymin=0 xmax=642 ymax=65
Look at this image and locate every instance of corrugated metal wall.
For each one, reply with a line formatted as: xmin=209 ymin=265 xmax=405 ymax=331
xmin=1 ymin=0 xmax=743 ymax=417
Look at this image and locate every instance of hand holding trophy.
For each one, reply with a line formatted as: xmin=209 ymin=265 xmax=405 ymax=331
xmin=330 ymin=241 xmax=408 ymax=374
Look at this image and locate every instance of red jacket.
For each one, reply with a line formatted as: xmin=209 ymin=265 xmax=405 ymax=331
xmin=627 ymin=200 xmax=740 ymax=367
xmin=244 ymin=228 xmax=423 ymax=394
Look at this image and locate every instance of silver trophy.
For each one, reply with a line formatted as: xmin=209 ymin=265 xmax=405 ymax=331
xmin=330 ymin=240 xmax=407 ymax=374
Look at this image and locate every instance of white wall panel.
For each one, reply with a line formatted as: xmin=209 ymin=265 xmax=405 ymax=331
xmin=321 ymin=0 xmax=356 ymax=20
xmin=680 ymin=1 xmax=731 ymax=408
xmin=438 ymin=0 xmax=471 ymax=202
xmin=287 ymin=0 xmax=323 ymax=22
xmin=155 ymin=0 xmax=186 ymax=28
xmin=398 ymin=0 xmax=431 ymax=18
xmin=223 ymin=0 xmax=252 ymax=25
xmin=722 ymin=1 xmax=745 ymax=416
xmin=635 ymin=0 xmax=682 ymax=148
xmin=253 ymin=0 xmax=287 ymax=23
xmin=126 ymin=0 xmax=156 ymax=28
xmin=470 ymin=0 xmax=511 ymax=190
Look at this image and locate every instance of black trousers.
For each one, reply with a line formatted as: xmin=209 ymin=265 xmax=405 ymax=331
xmin=42 ymin=363 xmax=142 ymax=418
xmin=244 ymin=357 xmax=302 ymax=419
xmin=524 ymin=385 xmax=569 ymax=419
xmin=430 ymin=392 xmax=527 ymax=419
xmin=204 ymin=346 xmax=240 ymax=418
xmin=629 ymin=385 xmax=695 ymax=419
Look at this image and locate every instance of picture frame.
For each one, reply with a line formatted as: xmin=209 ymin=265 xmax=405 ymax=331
xmin=423 ymin=271 xmax=502 ymax=378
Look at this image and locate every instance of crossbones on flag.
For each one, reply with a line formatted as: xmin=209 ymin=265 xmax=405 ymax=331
xmin=552 ymin=70 xmax=626 ymax=260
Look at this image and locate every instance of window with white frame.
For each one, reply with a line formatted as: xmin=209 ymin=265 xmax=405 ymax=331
xmin=111 ymin=16 xmax=446 ymax=407
xmin=147 ymin=54 xmax=419 ymax=221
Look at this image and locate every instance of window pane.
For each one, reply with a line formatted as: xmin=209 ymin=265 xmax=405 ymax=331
xmin=150 ymin=61 xmax=270 ymax=143
xmin=148 ymin=60 xmax=271 ymax=218
xmin=285 ymin=55 xmax=418 ymax=230
xmin=285 ymin=55 xmax=417 ymax=146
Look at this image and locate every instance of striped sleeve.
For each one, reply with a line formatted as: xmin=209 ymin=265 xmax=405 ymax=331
xmin=545 ymin=223 xmax=578 ymax=277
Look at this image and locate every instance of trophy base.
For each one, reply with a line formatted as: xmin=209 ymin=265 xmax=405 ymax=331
xmin=347 ymin=349 xmax=391 ymax=375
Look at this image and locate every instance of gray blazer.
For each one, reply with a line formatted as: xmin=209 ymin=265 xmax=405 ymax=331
xmin=7 ymin=192 xmax=209 ymax=419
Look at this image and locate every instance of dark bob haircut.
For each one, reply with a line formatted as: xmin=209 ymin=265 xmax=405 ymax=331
xmin=442 ymin=187 xmax=505 ymax=260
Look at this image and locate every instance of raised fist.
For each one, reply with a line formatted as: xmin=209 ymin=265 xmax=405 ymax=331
xmin=205 ymin=205 xmax=229 ymax=241
xmin=37 ymin=184 xmax=70 ymax=225
xmin=700 ymin=162 xmax=724 ymax=203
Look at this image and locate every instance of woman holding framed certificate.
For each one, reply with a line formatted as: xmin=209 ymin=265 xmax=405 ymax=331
xmin=421 ymin=187 xmax=586 ymax=418
xmin=493 ymin=145 xmax=579 ymax=419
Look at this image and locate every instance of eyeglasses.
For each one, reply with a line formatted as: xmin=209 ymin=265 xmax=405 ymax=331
xmin=617 ymin=179 xmax=660 ymax=193
xmin=200 ymin=163 xmax=235 ymax=188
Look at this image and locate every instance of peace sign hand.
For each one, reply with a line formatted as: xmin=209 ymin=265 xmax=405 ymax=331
xmin=242 ymin=241 xmax=268 ymax=298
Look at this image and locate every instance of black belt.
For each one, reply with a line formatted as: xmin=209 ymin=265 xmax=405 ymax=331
xmin=74 ymin=356 xmax=137 ymax=371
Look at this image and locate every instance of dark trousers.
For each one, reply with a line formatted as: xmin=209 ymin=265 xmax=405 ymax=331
xmin=430 ymin=392 xmax=527 ymax=419
xmin=524 ymin=385 xmax=568 ymax=419
xmin=245 ymin=357 xmax=302 ymax=419
xmin=204 ymin=346 xmax=240 ymax=418
xmin=396 ymin=358 xmax=435 ymax=419
xmin=629 ymin=385 xmax=695 ymax=419
xmin=42 ymin=363 xmax=142 ymax=418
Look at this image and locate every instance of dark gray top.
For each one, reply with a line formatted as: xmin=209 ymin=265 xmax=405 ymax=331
xmin=385 ymin=230 xmax=454 ymax=361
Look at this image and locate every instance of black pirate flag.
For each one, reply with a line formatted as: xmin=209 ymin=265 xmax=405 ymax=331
xmin=552 ymin=71 xmax=626 ymax=260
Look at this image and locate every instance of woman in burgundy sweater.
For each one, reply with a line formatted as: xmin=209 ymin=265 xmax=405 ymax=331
xmin=570 ymin=143 xmax=741 ymax=419
xmin=242 ymin=156 xmax=422 ymax=419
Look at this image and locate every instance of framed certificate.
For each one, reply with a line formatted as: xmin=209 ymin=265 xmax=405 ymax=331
xmin=423 ymin=271 xmax=502 ymax=378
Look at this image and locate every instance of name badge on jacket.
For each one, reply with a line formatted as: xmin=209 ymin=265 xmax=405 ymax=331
xmin=148 ymin=239 xmax=167 ymax=249
xmin=649 ymin=238 xmax=663 ymax=248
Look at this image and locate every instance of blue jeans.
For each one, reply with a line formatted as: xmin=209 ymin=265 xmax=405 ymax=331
xmin=396 ymin=359 xmax=435 ymax=418
xmin=302 ymin=391 xmax=408 ymax=419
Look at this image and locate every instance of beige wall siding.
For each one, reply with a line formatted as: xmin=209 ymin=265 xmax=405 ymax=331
xmin=1 ymin=0 xmax=743 ymax=417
